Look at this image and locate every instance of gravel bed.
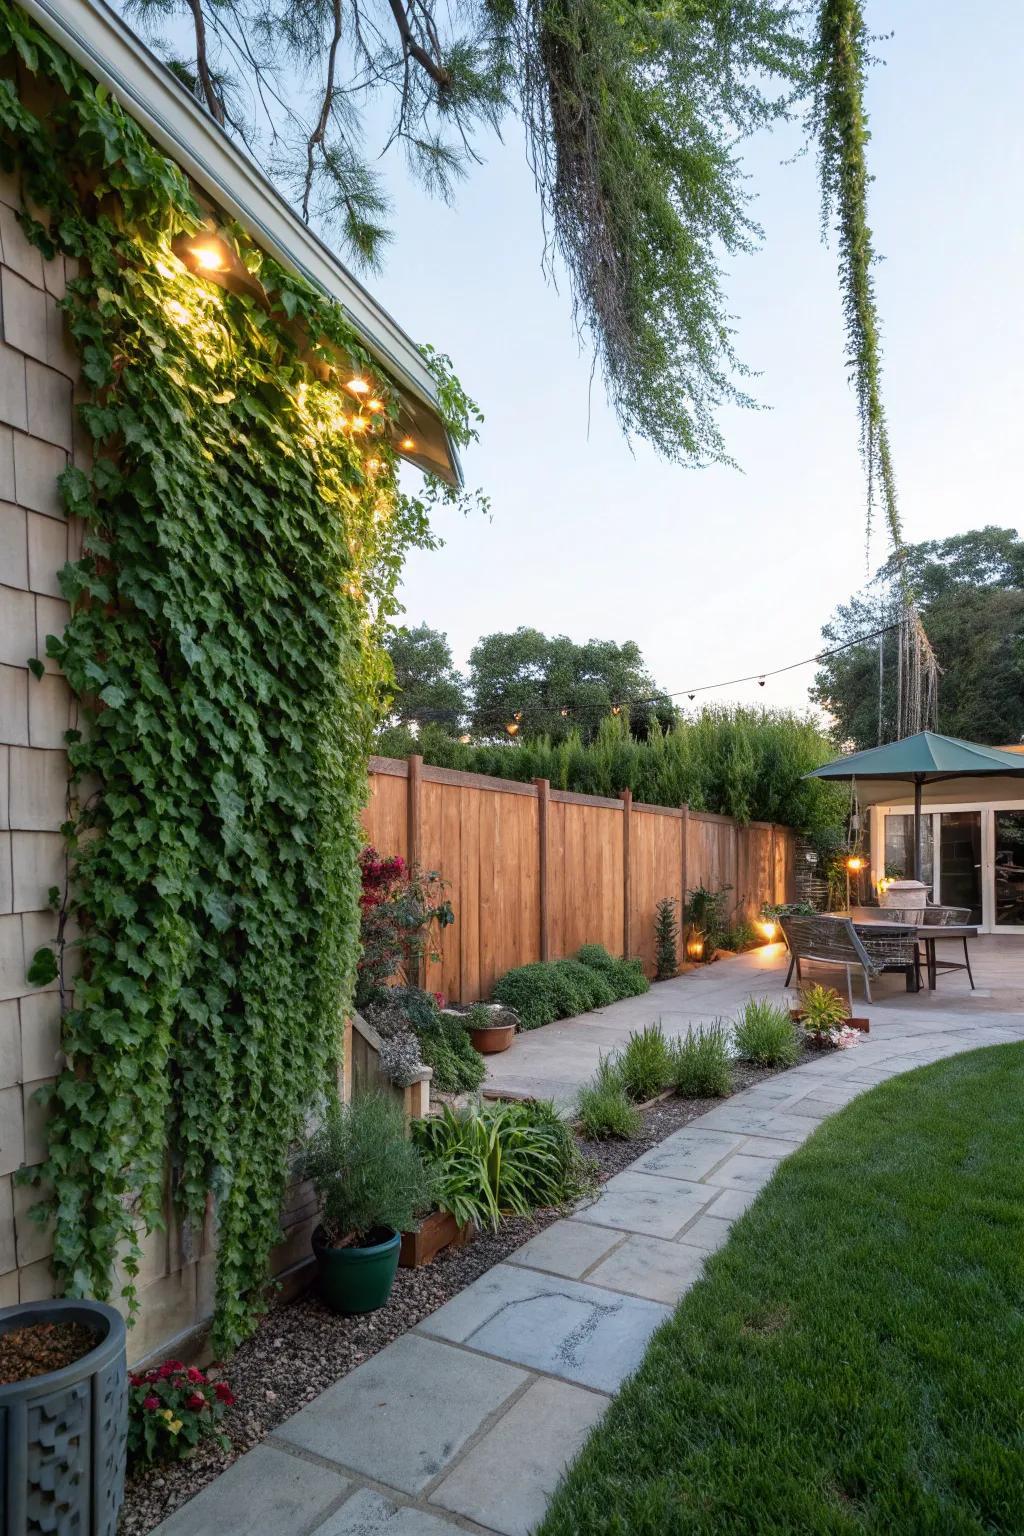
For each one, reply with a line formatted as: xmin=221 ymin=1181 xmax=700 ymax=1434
xmin=119 ymin=1044 xmax=829 ymax=1535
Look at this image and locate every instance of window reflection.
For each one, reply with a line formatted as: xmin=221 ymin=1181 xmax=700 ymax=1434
xmin=995 ymin=812 xmax=1024 ymax=926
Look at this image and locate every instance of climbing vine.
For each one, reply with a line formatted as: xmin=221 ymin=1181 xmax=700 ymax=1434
xmin=0 ymin=2 xmax=477 ymax=1351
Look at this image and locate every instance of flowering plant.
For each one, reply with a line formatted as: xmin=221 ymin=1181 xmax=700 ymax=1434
xmin=127 ymin=1359 xmax=235 ymax=1465
xmin=355 ymin=846 xmax=454 ymax=1008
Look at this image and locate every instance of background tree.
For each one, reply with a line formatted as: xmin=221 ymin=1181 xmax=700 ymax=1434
xmin=812 ymin=528 xmax=1024 ymax=749
xmin=384 ymin=623 xmax=467 ymax=729
xmin=467 ymin=627 xmax=675 ymax=742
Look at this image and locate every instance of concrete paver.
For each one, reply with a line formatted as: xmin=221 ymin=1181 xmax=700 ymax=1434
xmin=273 ymin=1332 xmax=528 ymax=1493
xmin=417 ymin=1263 xmax=671 ymax=1393
xmin=579 ymin=1168 xmax=713 ymax=1238
xmin=585 ymin=1233 xmax=708 ymax=1303
xmin=152 ymin=1444 xmax=350 ymax=1536
xmin=430 ymin=1378 xmax=609 ymax=1536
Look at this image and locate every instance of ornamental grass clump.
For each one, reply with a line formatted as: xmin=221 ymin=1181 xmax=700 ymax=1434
xmin=670 ymin=1023 xmax=733 ymax=1099
xmin=412 ymin=1100 xmax=589 ymax=1229
xmin=576 ymin=1057 xmax=642 ymax=1140
xmin=617 ymin=1023 xmax=674 ymax=1102
xmin=300 ymin=1094 xmax=435 ymax=1245
xmin=733 ymin=998 xmax=802 ymax=1067
xmin=128 ymin=1360 xmax=235 ymax=1466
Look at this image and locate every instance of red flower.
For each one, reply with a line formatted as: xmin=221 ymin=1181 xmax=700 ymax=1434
xmin=214 ymin=1382 xmax=235 ymax=1405
xmin=187 ymin=1366 xmax=204 ymax=1383
xmin=143 ymin=1396 xmax=160 ymax=1411
xmin=186 ymin=1392 xmax=206 ymax=1410
xmin=166 ymin=1360 xmax=184 ymax=1370
xmin=129 ymin=1373 xmax=143 ymax=1387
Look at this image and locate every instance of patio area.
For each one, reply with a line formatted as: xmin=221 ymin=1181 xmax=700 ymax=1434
xmin=483 ymin=935 xmax=1024 ymax=1105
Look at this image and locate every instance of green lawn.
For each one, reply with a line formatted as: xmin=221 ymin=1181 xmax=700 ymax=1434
xmin=540 ymin=1044 xmax=1024 ymax=1536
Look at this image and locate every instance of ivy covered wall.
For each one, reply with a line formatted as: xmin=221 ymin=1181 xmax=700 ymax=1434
xmin=0 ymin=1 xmax=467 ymax=1353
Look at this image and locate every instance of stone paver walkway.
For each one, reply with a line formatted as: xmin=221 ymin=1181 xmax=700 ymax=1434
xmin=157 ymin=939 xmax=1024 ymax=1536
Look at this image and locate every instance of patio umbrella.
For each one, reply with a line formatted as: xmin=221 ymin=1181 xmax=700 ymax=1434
xmin=807 ymin=731 xmax=1024 ymax=881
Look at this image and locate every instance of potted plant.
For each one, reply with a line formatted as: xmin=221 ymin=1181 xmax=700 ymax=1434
xmin=792 ymin=983 xmax=867 ymax=1043
xmin=0 ymin=1297 xmax=127 ymax=1534
xmin=301 ymin=1092 xmax=435 ymax=1314
xmin=463 ymin=1001 xmax=517 ymax=1055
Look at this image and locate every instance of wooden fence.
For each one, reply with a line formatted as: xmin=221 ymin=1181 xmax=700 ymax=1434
xmin=362 ymin=755 xmax=796 ymax=1003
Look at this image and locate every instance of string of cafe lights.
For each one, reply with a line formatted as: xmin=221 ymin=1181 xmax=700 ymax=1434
xmin=463 ymin=620 xmax=903 ymax=738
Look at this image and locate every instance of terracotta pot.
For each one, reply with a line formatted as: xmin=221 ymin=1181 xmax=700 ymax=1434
xmin=469 ymin=1021 xmax=516 ymax=1054
xmin=400 ymin=1210 xmax=474 ymax=1268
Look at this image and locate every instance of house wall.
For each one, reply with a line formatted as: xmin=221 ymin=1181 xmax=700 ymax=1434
xmin=0 ymin=167 xmax=318 ymax=1363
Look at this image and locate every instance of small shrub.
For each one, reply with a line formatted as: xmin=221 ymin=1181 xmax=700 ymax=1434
xmin=724 ymin=921 xmax=756 ymax=953
xmin=733 ymin=998 xmax=802 ymax=1067
xmin=576 ymin=1057 xmax=643 ymax=1139
xmin=493 ymin=962 xmax=560 ymax=1030
xmin=670 ymin=1023 xmax=733 ymax=1098
xmin=465 ymin=1002 xmax=494 ymax=1030
xmin=577 ymin=944 xmax=651 ymax=999
xmin=300 ymin=1093 xmax=436 ymax=1243
xmin=798 ymin=984 xmax=849 ymax=1033
xmin=553 ymin=957 xmax=617 ymax=1012
xmin=684 ymin=883 xmax=732 ymax=955
xmin=419 ymin=1014 xmax=486 ymax=1094
xmin=654 ymin=897 xmax=680 ymax=980
xmin=128 ymin=1361 xmax=234 ymax=1466
xmin=617 ymin=1023 xmax=674 ymax=1102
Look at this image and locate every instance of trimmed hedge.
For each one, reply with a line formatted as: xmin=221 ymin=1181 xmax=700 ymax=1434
xmin=492 ymin=945 xmax=649 ymax=1030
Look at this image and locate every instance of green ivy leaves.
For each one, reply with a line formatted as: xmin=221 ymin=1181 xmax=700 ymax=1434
xmin=0 ymin=0 xmax=447 ymax=1352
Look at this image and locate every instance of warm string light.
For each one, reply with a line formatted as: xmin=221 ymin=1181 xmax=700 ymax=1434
xmin=170 ymin=244 xmax=422 ymax=477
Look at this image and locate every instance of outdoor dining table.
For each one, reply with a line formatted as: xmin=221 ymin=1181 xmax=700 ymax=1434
xmin=845 ymin=916 xmax=979 ymax=992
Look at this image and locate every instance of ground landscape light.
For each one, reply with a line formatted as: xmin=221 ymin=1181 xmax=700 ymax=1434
xmin=189 ymin=241 xmax=227 ymax=272
xmin=346 ymin=376 xmax=371 ymax=395
xmin=400 ymin=436 xmax=416 ymax=451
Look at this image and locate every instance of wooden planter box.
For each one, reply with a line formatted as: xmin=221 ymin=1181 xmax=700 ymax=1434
xmin=399 ymin=1210 xmax=474 ymax=1269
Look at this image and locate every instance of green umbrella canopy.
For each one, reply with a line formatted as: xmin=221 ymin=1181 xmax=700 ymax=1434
xmin=808 ymin=732 xmax=1024 ymax=881
xmin=808 ymin=731 xmax=1024 ymax=782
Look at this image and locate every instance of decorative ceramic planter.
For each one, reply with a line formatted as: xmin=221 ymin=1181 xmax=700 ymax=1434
xmin=0 ymin=1298 xmax=127 ymax=1536
xmin=468 ymin=1021 xmax=515 ymax=1054
xmin=399 ymin=1210 xmax=474 ymax=1268
xmin=312 ymin=1226 xmax=401 ymax=1314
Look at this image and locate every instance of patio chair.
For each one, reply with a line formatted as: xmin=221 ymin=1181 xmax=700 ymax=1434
xmin=779 ymin=915 xmax=918 ymax=1007
xmin=921 ymin=904 xmax=975 ymax=989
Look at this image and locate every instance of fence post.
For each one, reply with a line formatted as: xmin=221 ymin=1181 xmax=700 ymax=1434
xmin=407 ymin=754 xmax=425 ymax=986
xmin=534 ymin=778 xmax=551 ymax=961
xmin=680 ymin=802 xmax=690 ymax=918
xmin=770 ymin=822 xmax=777 ymax=904
xmin=621 ymin=788 xmax=632 ymax=957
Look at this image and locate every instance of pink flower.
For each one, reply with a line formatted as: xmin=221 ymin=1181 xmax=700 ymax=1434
xmin=143 ymin=1395 xmax=160 ymax=1410
xmin=186 ymin=1392 xmax=206 ymax=1410
xmin=187 ymin=1366 xmax=204 ymax=1383
xmin=214 ymin=1382 xmax=235 ymax=1405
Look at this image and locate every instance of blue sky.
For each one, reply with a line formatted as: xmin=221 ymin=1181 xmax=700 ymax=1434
xmin=362 ymin=0 xmax=1023 ymax=712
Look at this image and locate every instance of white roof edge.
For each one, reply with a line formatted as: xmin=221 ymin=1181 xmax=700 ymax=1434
xmin=19 ymin=0 xmax=463 ymax=487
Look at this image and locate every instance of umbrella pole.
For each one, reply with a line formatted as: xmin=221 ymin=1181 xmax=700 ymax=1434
xmin=913 ymin=776 xmax=923 ymax=884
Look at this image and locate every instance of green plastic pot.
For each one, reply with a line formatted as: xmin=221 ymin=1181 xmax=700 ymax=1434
xmin=312 ymin=1226 xmax=401 ymax=1314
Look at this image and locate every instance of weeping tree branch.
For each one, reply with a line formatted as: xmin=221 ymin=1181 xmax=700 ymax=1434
xmin=813 ymin=0 xmax=902 ymax=559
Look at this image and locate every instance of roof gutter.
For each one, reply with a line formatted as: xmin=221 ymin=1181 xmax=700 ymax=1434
xmin=18 ymin=0 xmax=463 ymax=488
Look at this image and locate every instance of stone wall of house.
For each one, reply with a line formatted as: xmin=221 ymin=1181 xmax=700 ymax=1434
xmin=0 ymin=169 xmax=318 ymax=1363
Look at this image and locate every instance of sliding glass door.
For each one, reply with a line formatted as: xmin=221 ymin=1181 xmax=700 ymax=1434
xmin=938 ymin=812 xmax=982 ymax=923
xmin=994 ymin=811 xmax=1024 ymax=927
